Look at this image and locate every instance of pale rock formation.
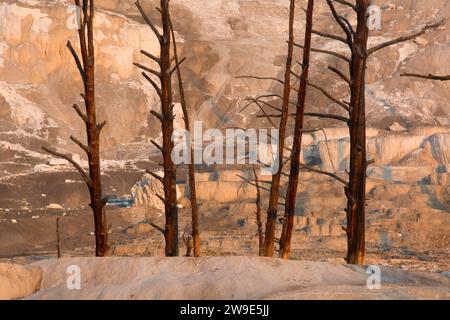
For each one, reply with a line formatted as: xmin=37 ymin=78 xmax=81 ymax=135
xmin=130 ymin=171 xmax=181 ymax=209
xmin=0 ymin=263 xmax=42 ymax=300
xmin=21 ymin=257 xmax=450 ymax=300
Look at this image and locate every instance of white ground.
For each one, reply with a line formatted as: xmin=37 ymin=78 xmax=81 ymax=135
xmin=2 ymin=257 xmax=449 ymax=300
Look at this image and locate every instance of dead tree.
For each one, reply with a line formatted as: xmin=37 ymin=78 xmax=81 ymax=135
xmin=42 ymin=0 xmax=108 ymax=257
xmin=182 ymin=225 xmax=193 ymax=257
xmin=135 ymin=0 xmax=179 ymax=256
xmin=279 ymin=0 xmax=315 ymax=260
xmin=260 ymin=0 xmax=297 ymax=257
xmin=56 ymin=217 xmax=61 ymax=258
xmin=252 ymin=166 xmax=264 ymax=256
xmin=169 ymin=14 xmax=201 ymax=257
xmin=298 ymin=0 xmax=442 ymax=264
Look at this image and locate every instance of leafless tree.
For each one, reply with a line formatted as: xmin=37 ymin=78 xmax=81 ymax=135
xmin=297 ymin=0 xmax=442 ymax=264
xmin=42 ymin=0 xmax=108 ymax=256
xmin=259 ymin=0 xmax=297 ymax=257
xmin=279 ymin=0 xmax=315 ymax=260
xmin=134 ymin=0 xmax=182 ymax=256
xmin=169 ymin=14 xmax=201 ymax=257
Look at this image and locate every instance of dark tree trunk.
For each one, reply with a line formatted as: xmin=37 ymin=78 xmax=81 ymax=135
xmin=252 ymin=166 xmax=264 ymax=256
xmin=262 ymin=0 xmax=296 ymax=257
xmin=345 ymin=0 xmax=370 ymax=265
xmin=43 ymin=0 xmax=108 ymax=257
xmin=135 ymin=0 xmax=179 ymax=256
xmin=160 ymin=0 xmax=179 ymax=257
xmin=279 ymin=0 xmax=315 ymax=260
xmin=299 ymin=0 xmax=440 ymax=265
xmin=169 ymin=16 xmax=200 ymax=257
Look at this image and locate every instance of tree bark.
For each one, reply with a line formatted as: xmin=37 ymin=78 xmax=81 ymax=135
xmin=159 ymin=0 xmax=179 ymax=257
xmin=169 ymin=15 xmax=200 ymax=257
xmin=43 ymin=0 xmax=108 ymax=256
xmin=345 ymin=0 xmax=371 ymax=265
xmin=252 ymin=166 xmax=264 ymax=256
xmin=262 ymin=0 xmax=296 ymax=257
xmin=279 ymin=0 xmax=315 ymax=260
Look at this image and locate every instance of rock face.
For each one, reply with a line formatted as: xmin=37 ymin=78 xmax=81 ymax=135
xmin=0 ymin=0 xmax=449 ymax=167
xmin=24 ymin=257 xmax=450 ymax=300
xmin=0 ymin=263 xmax=42 ymax=299
xmin=130 ymin=171 xmax=181 ymax=209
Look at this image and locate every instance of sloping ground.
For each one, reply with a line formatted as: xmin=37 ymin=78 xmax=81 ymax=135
xmin=0 ymin=262 xmax=42 ymax=299
xmin=18 ymin=257 xmax=450 ymax=300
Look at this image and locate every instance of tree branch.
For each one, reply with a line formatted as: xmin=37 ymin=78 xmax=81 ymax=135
xmin=328 ymin=66 xmax=351 ymax=86
xmin=42 ymin=146 xmax=90 ymax=187
xmin=134 ymin=62 xmax=161 ymax=78
xmin=300 ymin=163 xmax=348 ymax=185
xmin=135 ymin=0 xmax=162 ymax=41
xmin=368 ymin=20 xmax=443 ymax=55
xmin=142 ymin=72 xmax=162 ymax=97
xmin=140 ymin=49 xmax=161 ymax=64
xmin=401 ymin=73 xmax=450 ymax=81
xmin=170 ymin=57 xmax=186 ymax=75
xmin=294 ymin=42 xmax=351 ymax=64
xmin=72 ymin=104 xmax=88 ymax=123
xmin=145 ymin=169 xmax=164 ymax=183
xmin=150 ymin=222 xmax=165 ymax=234
xmin=305 ymin=112 xmax=350 ymax=124
xmin=70 ymin=136 xmax=89 ymax=154
xmin=307 ymin=81 xmax=350 ymax=111
xmin=313 ymin=29 xmax=347 ymax=44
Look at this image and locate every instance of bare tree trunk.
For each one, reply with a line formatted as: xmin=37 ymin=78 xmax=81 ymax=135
xmin=279 ymin=0 xmax=315 ymax=260
xmin=169 ymin=15 xmax=200 ymax=257
xmin=43 ymin=0 xmax=108 ymax=257
xmin=135 ymin=0 xmax=178 ymax=256
xmin=296 ymin=0 xmax=441 ymax=265
xmin=56 ymin=217 xmax=61 ymax=258
xmin=252 ymin=166 xmax=264 ymax=256
xmin=343 ymin=0 xmax=370 ymax=265
xmin=262 ymin=0 xmax=296 ymax=257
xmin=159 ymin=0 xmax=178 ymax=257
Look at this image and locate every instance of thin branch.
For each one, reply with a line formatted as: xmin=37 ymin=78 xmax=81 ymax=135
xmin=401 ymin=73 xmax=450 ymax=81
xmin=145 ymin=169 xmax=164 ymax=183
xmin=368 ymin=20 xmax=443 ymax=55
xmin=66 ymin=41 xmax=86 ymax=84
xmin=326 ymin=0 xmax=353 ymax=46
xmin=150 ymin=110 xmax=163 ymax=122
xmin=294 ymin=42 xmax=351 ymax=63
xmin=313 ymin=29 xmax=347 ymax=44
xmin=300 ymin=163 xmax=348 ymax=185
xmin=308 ymin=81 xmax=350 ymax=111
xmin=142 ymin=72 xmax=162 ymax=97
xmin=135 ymin=0 xmax=162 ymax=41
xmin=150 ymin=222 xmax=165 ymax=234
xmin=42 ymin=147 xmax=90 ymax=187
xmin=70 ymin=136 xmax=89 ymax=154
xmin=236 ymin=75 xmax=285 ymax=86
xmin=72 ymin=104 xmax=87 ymax=123
xmin=134 ymin=62 xmax=161 ymax=78
xmin=96 ymin=120 xmax=107 ymax=134
xmin=237 ymin=174 xmax=271 ymax=193
xmin=150 ymin=139 xmax=163 ymax=152
xmin=328 ymin=66 xmax=351 ymax=86
xmin=170 ymin=57 xmax=186 ymax=75
xmin=305 ymin=112 xmax=350 ymax=124
xmin=140 ymin=49 xmax=161 ymax=64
